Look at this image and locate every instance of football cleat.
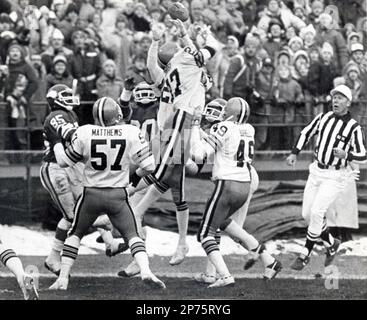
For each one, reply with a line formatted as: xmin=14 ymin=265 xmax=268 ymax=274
xmin=141 ymin=273 xmax=166 ymax=289
xmin=44 ymin=261 xmax=61 ymax=276
xmin=324 ymin=238 xmax=341 ymax=267
xmin=193 ymin=273 xmax=217 ymax=284
xmin=243 ymin=243 xmax=266 ymax=270
xmin=169 ymin=244 xmax=189 ymax=266
xmin=49 ymin=277 xmax=69 ymax=290
xmin=106 ymin=242 xmax=129 ymax=257
xmin=208 ymin=275 xmax=235 ymax=288
xmin=117 ymin=260 xmax=140 ymax=278
xmin=22 ymin=275 xmax=39 ymax=300
xmin=263 ymin=259 xmax=282 ymax=280
xmin=291 ymin=253 xmax=310 ymax=271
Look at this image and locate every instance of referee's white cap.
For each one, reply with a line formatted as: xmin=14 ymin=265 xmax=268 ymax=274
xmin=331 ymin=85 xmax=352 ymax=102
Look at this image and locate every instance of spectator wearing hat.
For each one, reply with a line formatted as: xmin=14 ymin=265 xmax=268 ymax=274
xmin=343 ymin=62 xmax=363 ymax=101
xmin=57 ymin=2 xmax=79 ymax=45
xmin=263 ymin=18 xmax=287 ymax=60
xmin=347 ymin=31 xmax=363 ymax=53
xmin=343 ymin=23 xmax=357 ymax=40
xmin=69 ymin=28 xmax=101 ymax=124
xmin=314 ymin=12 xmax=349 ymax=73
xmin=217 ymin=35 xmax=241 ymax=97
xmin=308 ymin=0 xmax=323 ymax=29
xmin=4 ymin=41 xmax=39 ymax=105
xmin=125 ymin=54 xmax=152 ymax=85
xmin=276 ymin=48 xmax=292 ymax=68
xmin=299 ymin=24 xmax=316 ymax=51
xmin=307 ymin=42 xmax=339 ymax=115
xmin=293 ymin=4 xmax=308 ymax=24
xmin=131 ymin=2 xmax=151 ymax=32
xmin=288 ymin=36 xmax=304 ymax=55
xmin=348 ymin=42 xmax=364 ymax=67
xmin=45 ymin=54 xmax=73 ymax=90
xmin=223 ymin=33 xmax=262 ymax=102
xmin=257 ymin=0 xmax=306 ymax=40
xmin=41 ymin=28 xmax=73 ymax=73
xmin=252 ymin=56 xmax=277 ymax=150
xmin=96 ymin=59 xmax=124 ymax=100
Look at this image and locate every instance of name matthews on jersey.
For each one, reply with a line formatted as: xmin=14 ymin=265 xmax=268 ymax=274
xmin=91 ymin=128 xmax=124 ymax=137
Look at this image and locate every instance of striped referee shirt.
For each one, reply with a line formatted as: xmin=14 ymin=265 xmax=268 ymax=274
xmin=292 ymin=111 xmax=367 ymax=166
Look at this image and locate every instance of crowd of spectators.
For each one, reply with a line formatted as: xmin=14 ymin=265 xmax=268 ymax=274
xmin=0 ymin=0 xmax=366 ymax=164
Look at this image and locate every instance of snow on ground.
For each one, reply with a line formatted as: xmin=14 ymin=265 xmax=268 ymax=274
xmin=1 ymin=224 xmax=367 ymax=257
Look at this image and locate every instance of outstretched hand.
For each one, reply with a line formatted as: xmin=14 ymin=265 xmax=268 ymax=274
xmin=286 ymin=154 xmax=297 ymax=167
xmin=151 ymin=21 xmax=166 ymax=41
xmin=170 ymin=19 xmax=187 ymax=37
xmin=124 ymin=76 xmax=135 ymax=91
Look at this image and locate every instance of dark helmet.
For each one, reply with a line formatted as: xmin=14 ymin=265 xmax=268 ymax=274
xmin=46 ymin=84 xmax=79 ymax=111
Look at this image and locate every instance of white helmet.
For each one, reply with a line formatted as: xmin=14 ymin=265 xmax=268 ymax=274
xmin=203 ymin=98 xmax=227 ymax=123
xmin=225 ymin=97 xmax=250 ymax=123
xmin=133 ymin=82 xmax=157 ymax=104
xmin=92 ymin=97 xmax=123 ymax=127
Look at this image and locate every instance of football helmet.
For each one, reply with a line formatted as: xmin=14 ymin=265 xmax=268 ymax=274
xmin=203 ymin=98 xmax=227 ymax=123
xmin=92 ymin=97 xmax=123 ymax=127
xmin=158 ymin=42 xmax=180 ymax=68
xmin=46 ymin=84 xmax=79 ymax=111
xmin=225 ymin=97 xmax=250 ymax=124
xmin=133 ymin=82 xmax=157 ymax=105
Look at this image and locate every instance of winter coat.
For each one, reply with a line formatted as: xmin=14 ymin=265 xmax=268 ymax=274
xmin=314 ymin=27 xmax=349 ymax=73
xmin=5 ymin=59 xmax=39 ymax=102
xmin=41 ymin=46 xmax=74 ymax=73
xmin=45 ymin=73 xmax=74 ymax=91
xmin=223 ymin=54 xmax=262 ymax=101
xmin=96 ymin=74 xmax=124 ymax=101
xmin=307 ymin=60 xmax=338 ymax=97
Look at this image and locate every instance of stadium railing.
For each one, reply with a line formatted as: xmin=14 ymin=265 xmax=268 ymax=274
xmin=0 ymin=100 xmax=366 ymax=217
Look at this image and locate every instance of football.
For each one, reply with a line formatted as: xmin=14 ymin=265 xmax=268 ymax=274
xmin=168 ymin=2 xmax=189 ymax=22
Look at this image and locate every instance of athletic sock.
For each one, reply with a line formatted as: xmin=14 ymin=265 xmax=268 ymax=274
xmin=0 ymin=249 xmax=24 ymax=280
xmin=176 ymin=207 xmax=189 ymax=246
xmin=129 ymin=237 xmax=150 ymax=275
xmin=60 ymin=235 xmax=80 ymax=279
xmin=202 ymin=237 xmax=230 ymax=278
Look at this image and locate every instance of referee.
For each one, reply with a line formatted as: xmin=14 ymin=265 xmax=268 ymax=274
xmin=286 ymin=85 xmax=367 ymax=270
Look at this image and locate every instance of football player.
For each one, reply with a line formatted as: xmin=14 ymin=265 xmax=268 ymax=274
xmin=190 ymin=97 xmax=281 ymax=287
xmin=0 ymin=241 xmax=38 ymax=299
xmin=124 ymin=19 xmax=217 ymax=268
xmin=40 ymin=84 xmax=124 ymax=275
xmin=49 ymin=97 xmax=165 ymax=290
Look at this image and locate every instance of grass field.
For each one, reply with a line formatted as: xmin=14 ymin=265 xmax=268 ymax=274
xmin=1 ymin=254 xmax=367 ymax=300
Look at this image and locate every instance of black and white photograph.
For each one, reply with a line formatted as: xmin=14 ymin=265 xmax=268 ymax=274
xmin=0 ymin=0 xmax=366 ymax=306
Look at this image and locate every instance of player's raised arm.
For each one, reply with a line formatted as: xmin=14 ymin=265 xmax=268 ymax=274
xmin=147 ymin=21 xmax=165 ymax=85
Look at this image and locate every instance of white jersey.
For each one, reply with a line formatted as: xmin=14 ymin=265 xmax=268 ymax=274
xmin=205 ymin=121 xmax=255 ymax=182
xmin=161 ymin=47 xmax=208 ymax=115
xmin=65 ymin=124 xmax=154 ymax=188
